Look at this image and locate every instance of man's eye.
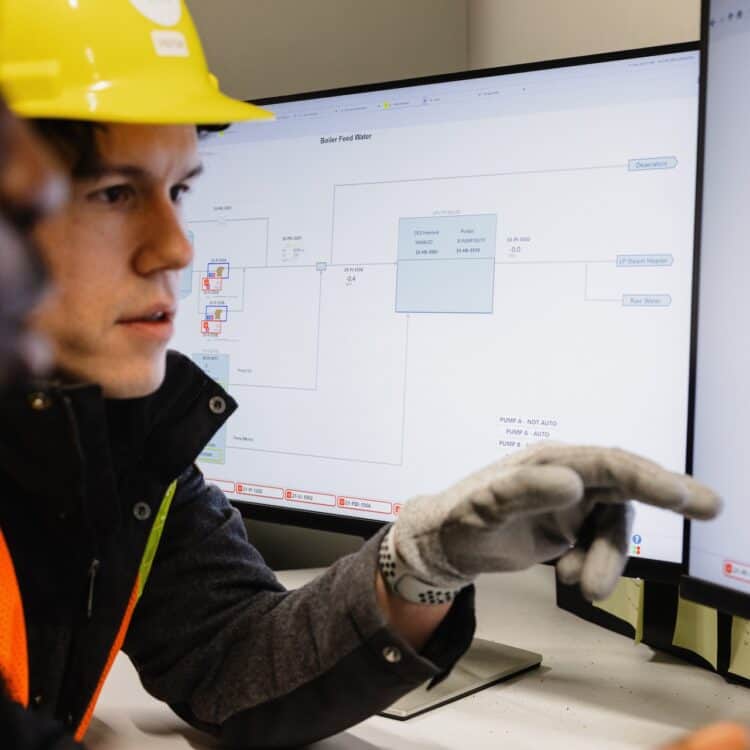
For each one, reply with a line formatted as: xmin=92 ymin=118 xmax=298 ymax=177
xmin=91 ymin=184 xmax=135 ymax=205
xmin=170 ymin=183 xmax=191 ymax=204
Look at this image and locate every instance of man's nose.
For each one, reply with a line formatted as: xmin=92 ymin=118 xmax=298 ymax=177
xmin=134 ymin=197 xmax=194 ymax=276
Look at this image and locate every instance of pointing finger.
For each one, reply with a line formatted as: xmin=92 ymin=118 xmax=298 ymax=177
xmin=515 ymin=445 xmax=721 ymax=520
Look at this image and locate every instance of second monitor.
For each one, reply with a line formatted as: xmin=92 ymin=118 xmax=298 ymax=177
xmin=682 ymin=0 xmax=750 ymax=618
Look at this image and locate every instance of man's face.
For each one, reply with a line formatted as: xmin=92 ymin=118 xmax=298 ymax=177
xmin=31 ymin=123 xmax=200 ymax=398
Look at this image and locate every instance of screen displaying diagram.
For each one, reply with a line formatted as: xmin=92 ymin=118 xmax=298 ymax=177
xmin=172 ymin=49 xmax=701 ymax=563
xmin=690 ymin=3 xmax=750 ymax=591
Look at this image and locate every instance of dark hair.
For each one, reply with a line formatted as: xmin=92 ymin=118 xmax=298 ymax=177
xmin=30 ymin=120 xmax=104 ymax=177
xmin=30 ymin=120 xmax=228 ymax=177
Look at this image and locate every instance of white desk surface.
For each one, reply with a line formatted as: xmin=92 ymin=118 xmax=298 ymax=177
xmin=91 ymin=566 xmax=750 ymax=749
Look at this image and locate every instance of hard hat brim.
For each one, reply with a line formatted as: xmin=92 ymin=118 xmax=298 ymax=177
xmin=11 ymin=80 xmax=274 ymax=125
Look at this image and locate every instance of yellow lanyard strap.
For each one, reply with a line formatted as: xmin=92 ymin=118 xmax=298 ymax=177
xmin=75 ymin=479 xmax=177 ymax=741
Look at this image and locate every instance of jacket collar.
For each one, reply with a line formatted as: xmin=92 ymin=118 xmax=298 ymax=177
xmin=0 ymin=350 xmax=237 ymax=514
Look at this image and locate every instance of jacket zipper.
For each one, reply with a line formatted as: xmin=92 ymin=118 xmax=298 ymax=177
xmin=87 ymin=558 xmax=100 ymax=619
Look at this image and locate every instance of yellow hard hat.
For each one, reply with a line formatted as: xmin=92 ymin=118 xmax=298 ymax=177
xmin=0 ymin=0 xmax=272 ymax=124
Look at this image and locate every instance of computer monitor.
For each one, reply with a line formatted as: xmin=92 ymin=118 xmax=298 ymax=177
xmin=681 ymin=0 xmax=750 ymax=618
xmin=174 ymin=43 xmax=701 ymax=579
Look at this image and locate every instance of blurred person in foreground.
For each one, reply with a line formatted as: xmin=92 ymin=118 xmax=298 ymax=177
xmin=0 ymin=96 xmax=84 ymax=747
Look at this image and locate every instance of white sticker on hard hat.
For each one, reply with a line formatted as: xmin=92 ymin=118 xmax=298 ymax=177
xmin=152 ymin=30 xmax=190 ymax=57
xmin=130 ymin=0 xmax=183 ymax=27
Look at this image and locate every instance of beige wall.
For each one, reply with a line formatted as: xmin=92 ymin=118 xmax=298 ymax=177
xmin=187 ymin=0 xmax=469 ymax=101
xmin=468 ymin=0 xmax=701 ymax=70
xmin=187 ymin=1 xmax=702 ymax=99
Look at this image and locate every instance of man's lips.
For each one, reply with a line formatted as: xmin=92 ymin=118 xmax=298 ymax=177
xmin=117 ymin=302 xmax=176 ymax=325
xmin=116 ymin=303 xmax=176 ymax=342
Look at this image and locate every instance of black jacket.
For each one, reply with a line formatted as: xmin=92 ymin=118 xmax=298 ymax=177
xmin=0 ymin=351 xmax=475 ymax=748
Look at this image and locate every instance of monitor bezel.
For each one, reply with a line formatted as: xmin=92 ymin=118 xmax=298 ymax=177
xmin=680 ymin=0 xmax=750 ymax=613
xmin=681 ymin=575 xmax=750 ymax=620
xmin=218 ymin=40 xmax=702 ymax=581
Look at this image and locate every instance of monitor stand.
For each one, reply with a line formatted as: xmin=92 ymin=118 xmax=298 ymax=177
xmin=380 ymin=638 xmax=542 ymax=720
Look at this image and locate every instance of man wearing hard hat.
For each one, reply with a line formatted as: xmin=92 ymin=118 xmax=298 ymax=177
xmin=0 ymin=1 xmax=727 ymax=748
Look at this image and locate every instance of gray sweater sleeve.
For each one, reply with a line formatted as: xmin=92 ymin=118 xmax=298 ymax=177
xmin=123 ymin=466 xmax=476 ymax=749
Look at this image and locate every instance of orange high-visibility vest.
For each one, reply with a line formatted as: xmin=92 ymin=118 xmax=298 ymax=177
xmin=0 ymin=479 xmax=177 ymax=741
xmin=0 ymin=529 xmax=28 ymax=708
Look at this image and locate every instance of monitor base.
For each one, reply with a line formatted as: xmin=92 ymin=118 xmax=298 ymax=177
xmin=379 ymin=638 xmax=542 ymax=720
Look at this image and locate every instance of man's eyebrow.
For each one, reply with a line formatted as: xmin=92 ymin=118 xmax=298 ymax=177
xmin=182 ymin=164 xmax=204 ymax=181
xmin=77 ymin=163 xmax=204 ymax=181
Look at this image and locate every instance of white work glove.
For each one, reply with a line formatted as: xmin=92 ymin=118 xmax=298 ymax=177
xmin=381 ymin=444 xmax=720 ymax=604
